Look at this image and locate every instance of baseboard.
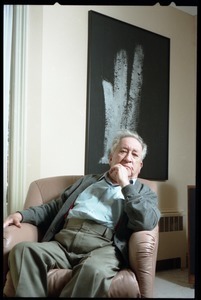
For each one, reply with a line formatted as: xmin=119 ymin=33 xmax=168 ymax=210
xmin=156 ymin=257 xmax=181 ymax=271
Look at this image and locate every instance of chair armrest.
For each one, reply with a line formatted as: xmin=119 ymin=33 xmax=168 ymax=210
xmin=4 ymin=223 xmax=40 ymax=252
xmin=3 ymin=223 xmax=40 ymax=284
xmin=129 ymin=225 xmax=159 ymax=298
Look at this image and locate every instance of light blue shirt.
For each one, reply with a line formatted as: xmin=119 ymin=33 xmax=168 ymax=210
xmin=67 ymin=173 xmax=136 ymax=229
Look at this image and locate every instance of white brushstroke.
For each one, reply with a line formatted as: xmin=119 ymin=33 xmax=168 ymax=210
xmin=122 ymin=44 xmax=144 ymax=129
xmin=99 ymin=45 xmax=144 ymax=164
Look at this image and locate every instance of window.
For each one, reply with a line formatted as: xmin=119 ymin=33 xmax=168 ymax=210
xmin=3 ymin=5 xmax=28 ymax=217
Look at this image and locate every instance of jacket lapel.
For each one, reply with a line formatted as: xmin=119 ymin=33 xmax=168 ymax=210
xmin=42 ymin=174 xmax=102 ymax=241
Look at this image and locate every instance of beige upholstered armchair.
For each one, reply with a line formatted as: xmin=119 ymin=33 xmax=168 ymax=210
xmin=3 ymin=175 xmax=159 ymax=298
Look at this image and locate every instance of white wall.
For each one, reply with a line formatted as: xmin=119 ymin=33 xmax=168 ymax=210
xmin=25 ymin=4 xmax=197 ymax=266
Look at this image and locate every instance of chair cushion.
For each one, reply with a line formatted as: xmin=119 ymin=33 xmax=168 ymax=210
xmin=108 ymin=269 xmax=141 ymax=297
xmin=4 ymin=268 xmax=140 ymax=298
xmin=47 ymin=269 xmax=72 ymax=297
xmin=3 ymin=271 xmax=15 ymax=297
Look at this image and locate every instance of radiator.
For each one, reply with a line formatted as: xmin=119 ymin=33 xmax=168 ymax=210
xmin=157 ymin=211 xmax=186 ymax=268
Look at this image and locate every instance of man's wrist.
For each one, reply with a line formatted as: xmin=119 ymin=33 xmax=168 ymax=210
xmin=16 ymin=211 xmax=23 ymax=222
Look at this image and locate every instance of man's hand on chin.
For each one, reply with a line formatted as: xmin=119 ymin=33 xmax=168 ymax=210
xmin=109 ymin=164 xmax=130 ymax=187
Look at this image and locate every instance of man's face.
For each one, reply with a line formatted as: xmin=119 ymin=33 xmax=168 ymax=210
xmin=109 ymin=137 xmax=143 ymax=178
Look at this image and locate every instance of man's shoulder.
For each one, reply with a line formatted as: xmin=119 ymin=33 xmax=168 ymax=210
xmin=83 ymin=173 xmax=103 ymax=181
xmin=135 ymin=179 xmax=153 ymax=191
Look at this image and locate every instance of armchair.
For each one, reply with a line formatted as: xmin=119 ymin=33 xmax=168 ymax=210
xmin=3 ymin=175 xmax=159 ymax=298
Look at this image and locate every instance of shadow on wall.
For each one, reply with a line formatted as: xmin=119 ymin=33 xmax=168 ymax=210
xmin=158 ymin=182 xmax=178 ymax=211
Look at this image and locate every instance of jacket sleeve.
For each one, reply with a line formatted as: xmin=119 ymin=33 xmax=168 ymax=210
xmin=19 ymin=176 xmax=85 ymax=229
xmin=19 ymin=197 xmax=65 ymax=229
xmin=121 ymin=182 xmax=161 ymax=231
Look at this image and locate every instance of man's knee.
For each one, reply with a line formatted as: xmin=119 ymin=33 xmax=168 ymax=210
xmin=9 ymin=241 xmax=34 ymax=260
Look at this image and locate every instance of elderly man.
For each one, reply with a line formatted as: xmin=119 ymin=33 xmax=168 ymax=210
xmin=3 ymin=129 xmax=160 ymax=297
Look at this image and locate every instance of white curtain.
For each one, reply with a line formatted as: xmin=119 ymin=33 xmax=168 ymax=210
xmin=3 ymin=5 xmax=13 ymax=219
xmin=3 ymin=5 xmax=28 ymax=217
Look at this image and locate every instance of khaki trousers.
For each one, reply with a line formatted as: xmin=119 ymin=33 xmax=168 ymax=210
xmin=9 ymin=219 xmax=121 ymax=297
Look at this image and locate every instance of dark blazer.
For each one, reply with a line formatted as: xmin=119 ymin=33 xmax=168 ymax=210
xmin=20 ymin=174 xmax=160 ymax=265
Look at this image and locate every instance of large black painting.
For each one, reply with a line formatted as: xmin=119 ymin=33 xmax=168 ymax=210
xmin=85 ymin=10 xmax=170 ymax=180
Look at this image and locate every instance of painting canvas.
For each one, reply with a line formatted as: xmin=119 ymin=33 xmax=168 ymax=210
xmin=85 ymin=10 xmax=170 ymax=180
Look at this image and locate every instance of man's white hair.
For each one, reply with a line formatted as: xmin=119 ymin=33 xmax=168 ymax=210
xmin=109 ymin=129 xmax=148 ymax=160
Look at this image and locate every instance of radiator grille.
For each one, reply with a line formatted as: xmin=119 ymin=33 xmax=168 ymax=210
xmin=159 ymin=215 xmax=183 ymax=232
xmin=157 ymin=211 xmax=186 ymax=268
